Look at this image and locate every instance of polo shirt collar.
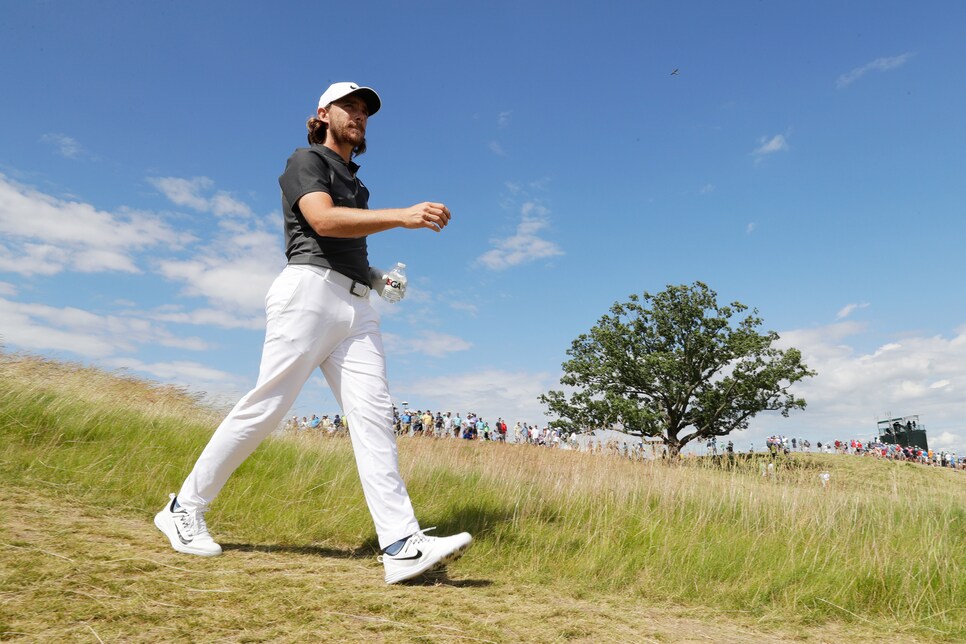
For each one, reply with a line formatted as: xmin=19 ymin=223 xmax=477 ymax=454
xmin=315 ymin=144 xmax=360 ymax=174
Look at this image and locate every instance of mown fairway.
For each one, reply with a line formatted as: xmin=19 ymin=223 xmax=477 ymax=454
xmin=2 ymin=354 xmax=963 ymax=642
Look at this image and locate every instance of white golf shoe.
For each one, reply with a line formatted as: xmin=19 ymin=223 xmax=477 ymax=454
xmin=379 ymin=528 xmax=472 ymax=584
xmin=154 ymin=493 xmax=222 ymax=557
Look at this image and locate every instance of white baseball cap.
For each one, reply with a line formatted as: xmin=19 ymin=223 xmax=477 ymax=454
xmin=318 ymin=82 xmax=381 ymax=116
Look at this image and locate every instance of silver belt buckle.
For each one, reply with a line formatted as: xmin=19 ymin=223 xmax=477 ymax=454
xmin=349 ymin=280 xmax=370 ymax=297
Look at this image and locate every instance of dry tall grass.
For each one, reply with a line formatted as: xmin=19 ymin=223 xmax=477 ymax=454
xmin=2 ymin=352 xmax=963 ymax=640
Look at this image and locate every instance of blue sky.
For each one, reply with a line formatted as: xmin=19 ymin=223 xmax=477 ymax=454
xmin=2 ymin=1 xmax=965 ymax=454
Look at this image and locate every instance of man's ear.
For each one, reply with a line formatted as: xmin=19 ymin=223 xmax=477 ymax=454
xmin=318 ymin=106 xmax=330 ymax=124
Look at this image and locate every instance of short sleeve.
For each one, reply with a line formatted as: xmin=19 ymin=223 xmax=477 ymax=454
xmin=279 ymin=149 xmax=333 ymax=212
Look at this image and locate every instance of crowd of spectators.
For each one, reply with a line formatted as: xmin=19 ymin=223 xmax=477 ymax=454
xmin=759 ymin=434 xmax=962 ymax=469
xmin=282 ymin=411 xmax=962 ymax=470
xmin=284 ymin=413 xmax=347 ymax=434
xmin=283 ymin=407 xmax=573 ymax=446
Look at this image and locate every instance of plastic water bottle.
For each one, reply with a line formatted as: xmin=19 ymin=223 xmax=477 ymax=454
xmin=382 ymin=262 xmax=407 ymax=303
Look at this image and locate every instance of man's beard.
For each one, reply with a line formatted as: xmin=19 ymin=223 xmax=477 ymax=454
xmin=330 ymin=120 xmax=366 ymax=150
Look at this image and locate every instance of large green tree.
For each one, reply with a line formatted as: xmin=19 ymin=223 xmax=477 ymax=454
xmin=540 ymin=282 xmax=815 ymax=457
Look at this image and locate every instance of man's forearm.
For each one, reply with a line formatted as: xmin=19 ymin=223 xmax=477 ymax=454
xmin=298 ymin=191 xmax=451 ymax=237
xmin=307 ymin=206 xmax=406 ymax=238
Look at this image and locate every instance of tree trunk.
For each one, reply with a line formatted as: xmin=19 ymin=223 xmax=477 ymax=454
xmin=664 ymin=439 xmax=681 ymax=459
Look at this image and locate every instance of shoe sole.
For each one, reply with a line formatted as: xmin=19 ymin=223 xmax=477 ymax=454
xmin=385 ymin=539 xmax=471 ymax=584
xmin=154 ymin=512 xmax=222 ymax=557
xmin=435 ymin=541 xmax=470 ymax=569
xmin=422 ymin=542 xmax=470 ymax=577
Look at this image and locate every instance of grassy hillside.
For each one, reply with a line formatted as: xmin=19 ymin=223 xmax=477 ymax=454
xmin=1 ymin=353 xmax=963 ymax=642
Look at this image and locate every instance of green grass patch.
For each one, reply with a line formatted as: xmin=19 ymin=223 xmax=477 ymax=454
xmin=1 ymin=353 xmax=963 ymax=640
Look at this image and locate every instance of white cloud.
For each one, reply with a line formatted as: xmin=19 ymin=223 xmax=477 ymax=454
xmin=139 ymin=177 xmax=279 ymax=316
xmin=0 ymin=172 xmax=275 ymax=325
xmin=488 ymin=141 xmax=507 ymax=156
xmin=159 ymin=234 xmax=284 ymax=316
xmin=0 ymin=297 xmax=210 ymax=359
xmin=74 ymin=248 xmax=140 ymax=273
xmin=837 ymin=52 xmax=914 ymax=88
xmin=105 ymin=356 xmax=243 ymax=391
xmin=149 ymin=307 xmax=263 ymax=331
xmin=149 ymin=176 xmax=253 ymax=218
xmin=0 ymin=242 xmax=63 ymax=276
xmin=144 ymin=176 xmax=306 ymax=320
xmin=867 ymin=342 xmax=901 ymax=360
xmin=0 ymin=172 xmax=271 ymax=405
xmin=930 ymin=431 xmax=963 ymax=451
xmin=149 ymin=176 xmax=213 ymax=211
xmin=477 ymin=201 xmax=564 ymax=270
xmin=158 ymin=256 xmax=279 ymax=313
xmin=384 ymin=330 xmax=472 ymax=358
xmin=836 ymin=302 xmax=870 ymax=320
xmin=40 ymin=133 xmax=83 ymax=159
xmin=497 ymin=111 xmax=512 ymax=128
xmin=746 ymin=222 xmax=756 ymax=234
xmin=0 ymin=174 xmax=194 ymax=276
xmin=209 ymin=192 xmax=253 ymax=218
xmin=747 ymin=321 xmax=966 ymax=453
xmin=401 ymin=369 xmax=558 ymax=425
xmin=449 ymin=300 xmax=479 ymax=316
xmin=753 ymin=134 xmax=789 ymax=157
xmin=0 ymin=299 xmax=118 ymax=357
xmin=700 ymin=183 xmax=714 ymax=194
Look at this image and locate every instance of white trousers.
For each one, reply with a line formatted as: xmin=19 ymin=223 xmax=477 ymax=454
xmin=178 ymin=265 xmax=420 ymax=549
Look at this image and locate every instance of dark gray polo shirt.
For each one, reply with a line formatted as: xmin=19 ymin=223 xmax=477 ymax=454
xmin=278 ymin=144 xmax=371 ymax=284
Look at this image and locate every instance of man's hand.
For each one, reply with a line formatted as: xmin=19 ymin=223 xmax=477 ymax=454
xmin=368 ymin=266 xmax=388 ymax=296
xmin=400 ymin=202 xmax=451 ymax=232
xmin=368 ymin=265 xmax=407 ymax=301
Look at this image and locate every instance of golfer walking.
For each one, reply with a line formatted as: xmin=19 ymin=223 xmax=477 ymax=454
xmin=155 ymin=82 xmax=471 ymax=584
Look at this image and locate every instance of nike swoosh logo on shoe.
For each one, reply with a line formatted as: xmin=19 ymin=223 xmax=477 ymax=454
xmin=393 ymin=549 xmax=422 ymax=561
xmin=173 ymin=517 xmax=193 ymax=545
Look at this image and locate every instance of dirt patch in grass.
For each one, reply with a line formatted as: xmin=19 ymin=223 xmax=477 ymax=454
xmin=0 ymin=486 xmax=927 ymax=643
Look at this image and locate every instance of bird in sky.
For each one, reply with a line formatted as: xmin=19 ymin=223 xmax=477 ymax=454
xmin=671 ymin=69 xmax=680 ymax=75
